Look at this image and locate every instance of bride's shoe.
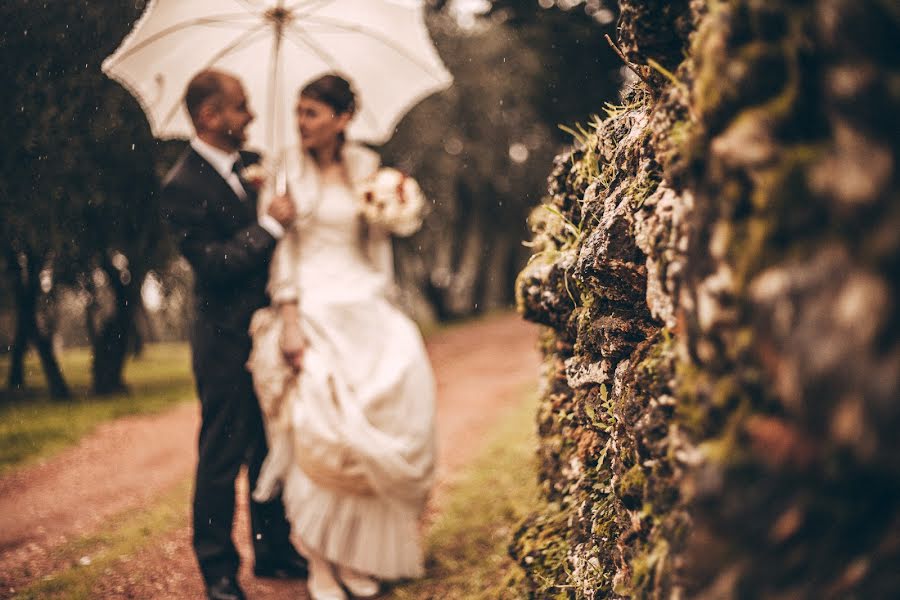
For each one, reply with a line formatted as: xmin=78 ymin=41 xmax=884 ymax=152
xmin=336 ymin=566 xmax=379 ymax=598
xmin=307 ymin=557 xmax=347 ymax=600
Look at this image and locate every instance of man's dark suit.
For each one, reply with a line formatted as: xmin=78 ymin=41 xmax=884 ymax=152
xmin=161 ymin=147 xmax=292 ymax=584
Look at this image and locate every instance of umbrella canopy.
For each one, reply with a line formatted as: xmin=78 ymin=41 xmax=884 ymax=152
xmin=102 ymin=0 xmax=452 ymax=153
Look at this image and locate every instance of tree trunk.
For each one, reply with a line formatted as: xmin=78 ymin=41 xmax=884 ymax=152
xmin=91 ymin=256 xmax=134 ymax=395
xmin=4 ymin=243 xmax=70 ymax=398
xmin=33 ymin=328 xmax=70 ymax=399
xmin=447 ymin=209 xmax=485 ymax=316
xmin=7 ymin=316 xmax=27 ymax=391
xmin=481 ymin=231 xmax=514 ymax=311
xmin=129 ymin=281 xmax=153 ymax=357
xmin=5 ymin=245 xmax=27 ymax=391
xmin=92 ymin=319 xmax=129 ymax=395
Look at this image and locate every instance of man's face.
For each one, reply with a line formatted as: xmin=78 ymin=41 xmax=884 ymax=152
xmin=208 ymin=77 xmax=254 ymax=150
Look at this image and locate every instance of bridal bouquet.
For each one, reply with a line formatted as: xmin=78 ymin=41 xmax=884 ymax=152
xmin=359 ymin=167 xmax=425 ymax=237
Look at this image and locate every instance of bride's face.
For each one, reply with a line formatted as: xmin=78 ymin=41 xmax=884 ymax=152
xmin=296 ymin=95 xmax=352 ymax=151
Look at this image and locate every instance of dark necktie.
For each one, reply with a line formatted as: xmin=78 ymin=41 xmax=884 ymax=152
xmin=231 ymin=157 xmax=248 ymax=198
xmin=231 ymin=157 xmax=245 ymax=177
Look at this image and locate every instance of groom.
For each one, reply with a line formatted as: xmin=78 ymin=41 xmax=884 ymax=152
xmin=161 ymin=69 xmax=306 ymax=600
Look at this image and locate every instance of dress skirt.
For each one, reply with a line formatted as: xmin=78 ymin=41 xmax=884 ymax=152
xmin=247 ymin=290 xmax=436 ymax=578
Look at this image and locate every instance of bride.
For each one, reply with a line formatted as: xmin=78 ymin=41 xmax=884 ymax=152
xmin=246 ymin=74 xmax=436 ymax=600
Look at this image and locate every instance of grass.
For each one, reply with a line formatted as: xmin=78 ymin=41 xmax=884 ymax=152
xmin=8 ymin=385 xmax=539 ymax=599
xmin=387 ymin=389 xmax=538 ymax=599
xmin=0 ymin=343 xmax=194 ymax=473
xmin=12 ymin=479 xmax=192 ymax=600
xmin=3 ymin=318 xmax=540 ymax=598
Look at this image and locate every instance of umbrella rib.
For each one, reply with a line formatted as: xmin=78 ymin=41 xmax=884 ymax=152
xmin=298 ymin=15 xmax=448 ymax=83
xmin=288 ymin=0 xmax=338 ymax=16
xmin=288 ymin=0 xmax=336 ymax=17
xmin=107 ymin=13 xmax=262 ymax=65
xmin=281 ymin=26 xmax=380 ymax=132
xmin=281 ymin=26 xmax=344 ymax=76
xmin=233 ymin=0 xmax=266 ymax=12
xmin=159 ymin=24 xmax=271 ymax=130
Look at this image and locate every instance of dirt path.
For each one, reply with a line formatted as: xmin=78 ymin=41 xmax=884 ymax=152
xmin=0 ymin=312 xmax=539 ymax=598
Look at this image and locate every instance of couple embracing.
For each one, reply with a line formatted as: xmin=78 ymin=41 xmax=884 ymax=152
xmin=161 ymin=69 xmax=436 ymax=600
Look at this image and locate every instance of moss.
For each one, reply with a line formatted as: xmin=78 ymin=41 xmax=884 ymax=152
xmin=628 ymin=538 xmax=671 ymax=598
xmin=616 ymin=464 xmax=647 ymax=509
xmin=509 ymin=502 xmax=576 ymax=598
xmin=518 ymin=1 xmax=900 ymax=597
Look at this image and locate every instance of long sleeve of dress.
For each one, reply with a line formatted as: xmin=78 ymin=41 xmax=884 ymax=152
xmin=267 ymin=223 xmax=301 ymax=304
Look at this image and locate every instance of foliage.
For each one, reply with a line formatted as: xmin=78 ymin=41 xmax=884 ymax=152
xmin=382 ymin=9 xmax=622 ymax=319
xmin=0 ymin=0 xmax=177 ymax=393
xmin=485 ymin=0 xmax=622 ymax=143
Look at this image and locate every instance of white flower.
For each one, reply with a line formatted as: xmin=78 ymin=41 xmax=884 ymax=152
xmin=359 ymin=167 xmax=425 ymax=237
xmin=240 ymin=163 xmax=269 ymax=191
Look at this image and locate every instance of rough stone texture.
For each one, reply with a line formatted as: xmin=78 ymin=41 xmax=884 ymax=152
xmin=512 ymin=1 xmax=900 ymax=598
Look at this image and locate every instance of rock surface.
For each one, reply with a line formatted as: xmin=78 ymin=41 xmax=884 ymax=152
xmin=512 ymin=1 xmax=900 ymax=597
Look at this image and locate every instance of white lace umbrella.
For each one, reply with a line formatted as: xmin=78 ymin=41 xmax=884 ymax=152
xmin=102 ymin=0 xmax=452 ymax=153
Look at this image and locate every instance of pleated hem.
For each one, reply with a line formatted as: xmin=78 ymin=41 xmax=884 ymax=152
xmin=282 ymin=465 xmax=425 ymax=580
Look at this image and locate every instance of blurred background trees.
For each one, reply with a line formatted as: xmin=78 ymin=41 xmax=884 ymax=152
xmin=386 ymin=0 xmax=621 ymax=320
xmin=1 ymin=0 xmax=621 ymax=397
xmin=1 ymin=1 xmax=174 ymax=396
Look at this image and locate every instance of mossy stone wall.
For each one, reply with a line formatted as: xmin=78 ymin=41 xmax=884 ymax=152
xmin=512 ymin=1 xmax=900 ymax=597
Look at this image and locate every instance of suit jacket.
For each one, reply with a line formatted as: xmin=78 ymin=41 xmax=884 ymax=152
xmin=161 ymin=147 xmax=276 ymax=342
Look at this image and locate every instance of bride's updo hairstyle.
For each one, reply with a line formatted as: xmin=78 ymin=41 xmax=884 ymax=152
xmin=300 ymin=73 xmax=357 ymax=117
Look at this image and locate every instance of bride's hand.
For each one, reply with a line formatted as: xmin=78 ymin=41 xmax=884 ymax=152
xmin=280 ymin=322 xmax=306 ymax=372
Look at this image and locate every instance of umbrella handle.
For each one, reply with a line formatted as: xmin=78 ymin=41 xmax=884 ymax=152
xmin=273 ymin=150 xmax=288 ymax=196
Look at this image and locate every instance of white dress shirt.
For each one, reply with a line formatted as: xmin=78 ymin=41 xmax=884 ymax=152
xmin=190 ymin=137 xmax=284 ymax=239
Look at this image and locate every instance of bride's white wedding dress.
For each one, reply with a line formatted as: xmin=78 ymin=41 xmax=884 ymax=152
xmin=247 ymin=144 xmax=436 ymax=579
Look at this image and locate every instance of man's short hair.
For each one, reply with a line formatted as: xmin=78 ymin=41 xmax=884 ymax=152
xmin=184 ymin=70 xmax=229 ymax=123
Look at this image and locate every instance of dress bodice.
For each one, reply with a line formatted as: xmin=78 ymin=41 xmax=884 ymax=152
xmin=264 ymin=144 xmax=392 ymax=306
xmin=286 ymin=177 xmax=390 ymax=305
xmin=295 ymin=180 xmax=367 ymax=270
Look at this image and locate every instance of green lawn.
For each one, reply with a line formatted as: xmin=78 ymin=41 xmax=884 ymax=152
xmin=0 ymin=343 xmax=194 ymax=473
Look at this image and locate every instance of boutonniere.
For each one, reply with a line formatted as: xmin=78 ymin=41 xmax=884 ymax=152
xmin=240 ymin=163 xmax=270 ymax=191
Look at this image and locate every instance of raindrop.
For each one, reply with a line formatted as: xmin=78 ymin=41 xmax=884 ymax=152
xmin=594 ymin=8 xmax=615 ymax=24
xmin=444 ymin=137 xmax=463 ymax=156
xmin=509 ymin=143 xmax=529 ymax=164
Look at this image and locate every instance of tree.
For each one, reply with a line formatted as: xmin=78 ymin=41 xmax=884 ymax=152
xmin=380 ymin=5 xmax=621 ymax=320
xmin=484 ymin=0 xmax=622 ymax=142
xmin=0 ymin=0 xmax=173 ymax=395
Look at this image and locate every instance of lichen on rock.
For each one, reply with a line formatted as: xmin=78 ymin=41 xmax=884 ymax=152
xmin=512 ymin=0 xmax=900 ymax=597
